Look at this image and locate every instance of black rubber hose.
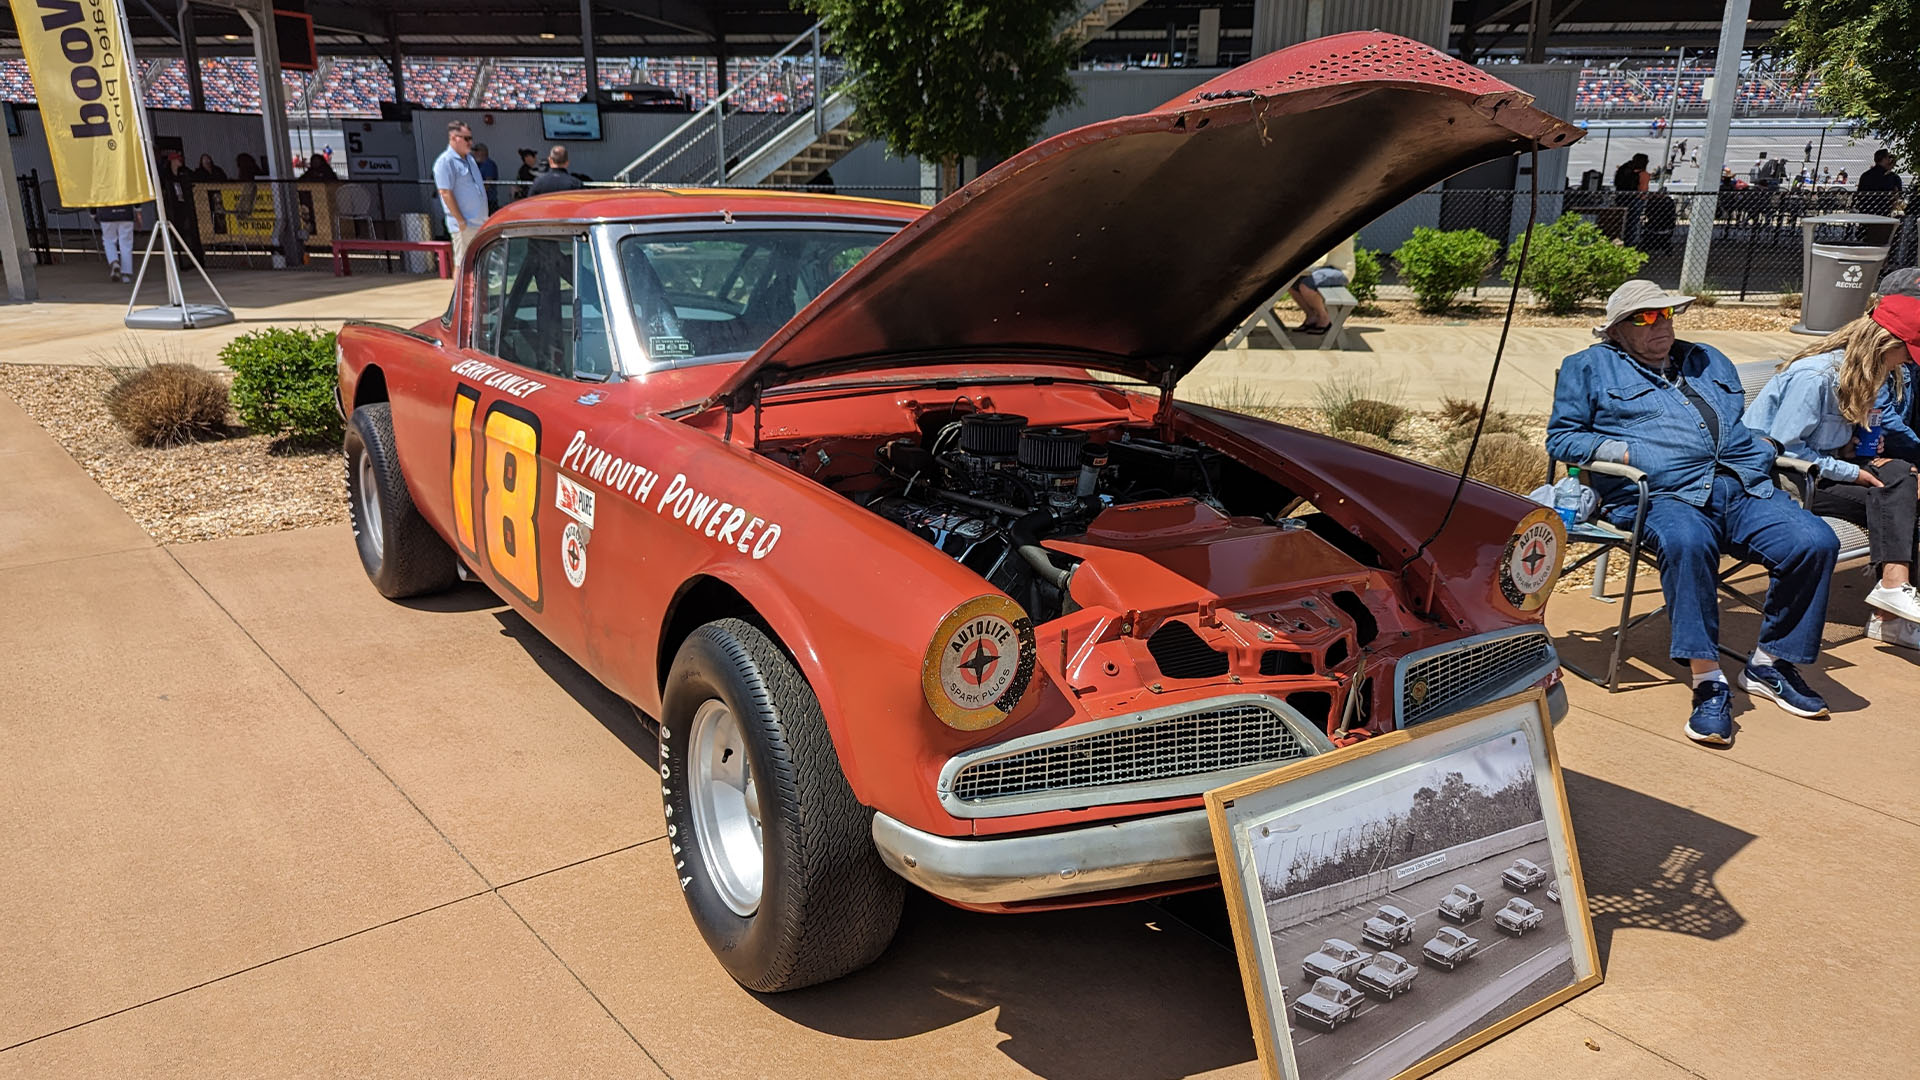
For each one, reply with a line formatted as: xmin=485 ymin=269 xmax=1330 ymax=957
xmin=1009 ymin=510 xmax=1073 ymax=590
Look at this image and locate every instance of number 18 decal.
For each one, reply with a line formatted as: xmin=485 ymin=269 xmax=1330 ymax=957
xmin=451 ymin=387 xmax=544 ymax=610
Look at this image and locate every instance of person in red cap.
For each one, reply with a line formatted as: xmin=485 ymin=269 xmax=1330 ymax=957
xmin=1862 ymin=284 xmax=1920 ymax=648
xmin=1746 ymin=294 xmax=1920 ymax=653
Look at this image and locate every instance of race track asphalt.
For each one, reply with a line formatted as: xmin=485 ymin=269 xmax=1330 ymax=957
xmin=1273 ymin=839 xmax=1576 ymax=1080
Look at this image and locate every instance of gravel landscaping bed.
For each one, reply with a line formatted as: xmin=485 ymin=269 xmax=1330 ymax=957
xmin=0 ymin=363 xmax=347 ymax=545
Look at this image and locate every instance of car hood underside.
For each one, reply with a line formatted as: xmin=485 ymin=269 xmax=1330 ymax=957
xmin=714 ymin=30 xmax=1581 ymax=403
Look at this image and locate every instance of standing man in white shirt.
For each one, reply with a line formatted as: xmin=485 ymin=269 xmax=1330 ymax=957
xmin=433 ymin=121 xmax=489 ymax=268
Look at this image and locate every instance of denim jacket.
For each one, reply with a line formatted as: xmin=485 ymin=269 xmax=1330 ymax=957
xmin=1874 ymin=360 xmax=1920 ymax=462
xmin=1548 ymin=339 xmax=1776 ymax=510
xmin=1741 ymin=351 xmax=1861 ymax=483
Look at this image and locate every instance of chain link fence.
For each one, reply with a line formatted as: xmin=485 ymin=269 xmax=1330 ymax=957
xmin=20 ymin=172 xmax=1916 ymax=298
xmin=1356 ymin=187 xmax=1918 ymax=301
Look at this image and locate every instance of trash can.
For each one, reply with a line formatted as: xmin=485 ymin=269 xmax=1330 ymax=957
xmin=399 ymin=212 xmax=433 ymax=274
xmin=1794 ymin=213 xmax=1899 ymax=334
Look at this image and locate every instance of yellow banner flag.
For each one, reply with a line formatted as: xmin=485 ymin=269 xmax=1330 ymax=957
xmin=9 ymin=0 xmax=153 ymax=207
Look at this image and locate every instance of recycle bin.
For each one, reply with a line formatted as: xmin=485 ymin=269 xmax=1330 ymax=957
xmin=399 ymin=212 xmax=434 ymax=274
xmin=1794 ymin=213 xmax=1898 ymax=334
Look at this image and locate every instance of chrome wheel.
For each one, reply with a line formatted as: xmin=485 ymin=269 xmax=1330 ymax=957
xmin=357 ymin=451 xmax=384 ymax=558
xmin=689 ymin=697 xmax=763 ymax=916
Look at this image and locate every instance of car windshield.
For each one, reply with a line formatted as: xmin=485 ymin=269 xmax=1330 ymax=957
xmin=618 ymin=227 xmax=891 ymax=367
xmin=1452 ymin=886 xmax=1472 ymax=899
xmin=1438 ymin=929 xmax=1464 ymax=945
xmin=1312 ymin=978 xmax=1343 ymax=997
xmin=1507 ymin=900 xmax=1531 ymax=913
xmin=1377 ymin=955 xmax=1408 ymax=973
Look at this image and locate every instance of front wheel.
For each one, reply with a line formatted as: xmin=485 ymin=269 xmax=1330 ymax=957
xmin=344 ymin=403 xmax=457 ymax=598
xmin=659 ymin=618 xmax=903 ymax=992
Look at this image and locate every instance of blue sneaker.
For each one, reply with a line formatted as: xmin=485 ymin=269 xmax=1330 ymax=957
xmin=1685 ymin=681 xmax=1734 ymax=746
xmin=1739 ymin=660 xmax=1829 ymax=718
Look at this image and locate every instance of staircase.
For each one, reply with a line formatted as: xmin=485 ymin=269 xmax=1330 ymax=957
xmin=1064 ymin=0 xmax=1148 ymax=44
xmin=618 ymin=0 xmax=1143 ymax=192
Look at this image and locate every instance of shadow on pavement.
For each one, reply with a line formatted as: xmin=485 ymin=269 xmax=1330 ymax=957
xmin=1562 ymin=769 xmax=1752 ymax=968
xmin=395 ymin=580 xmax=506 ymax=614
xmin=763 ymin=890 xmax=1257 ymax=1080
xmin=492 ymin=609 xmax=659 ymax=764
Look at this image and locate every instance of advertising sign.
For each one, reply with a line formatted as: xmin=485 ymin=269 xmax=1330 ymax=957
xmin=8 ymin=0 xmax=154 ymax=206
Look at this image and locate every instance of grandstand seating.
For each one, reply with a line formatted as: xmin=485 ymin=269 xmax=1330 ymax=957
xmin=0 ymin=59 xmax=34 ymax=103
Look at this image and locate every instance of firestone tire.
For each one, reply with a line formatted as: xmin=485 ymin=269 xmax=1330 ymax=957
xmin=659 ymin=618 xmax=903 ymax=992
xmin=344 ymin=403 xmax=458 ymax=599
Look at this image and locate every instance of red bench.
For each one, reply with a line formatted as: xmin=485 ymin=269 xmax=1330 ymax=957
xmin=331 ymin=239 xmax=453 ymax=279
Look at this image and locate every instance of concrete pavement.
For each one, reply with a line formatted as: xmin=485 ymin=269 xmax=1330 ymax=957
xmin=3 ymin=334 xmax=1917 ymax=1077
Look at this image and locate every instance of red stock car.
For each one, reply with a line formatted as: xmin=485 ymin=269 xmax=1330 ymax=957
xmin=335 ymin=32 xmax=1577 ymax=992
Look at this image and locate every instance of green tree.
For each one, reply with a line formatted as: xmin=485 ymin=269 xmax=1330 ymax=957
xmin=800 ymin=0 xmax=1082 ymax=195
xmin=1779 ymin=0 xmax=1920 ymax=164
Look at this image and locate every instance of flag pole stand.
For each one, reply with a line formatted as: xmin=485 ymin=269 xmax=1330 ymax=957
xmin=116 ymin=1 xmax=234 ymax=330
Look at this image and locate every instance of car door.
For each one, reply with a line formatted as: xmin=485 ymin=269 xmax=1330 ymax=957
xmin=451 ymin=229 xmax=617 ymax=660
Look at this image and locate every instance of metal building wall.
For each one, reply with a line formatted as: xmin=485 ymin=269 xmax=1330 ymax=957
xmin=1250 ymin=0 xmax=1451 ymax=56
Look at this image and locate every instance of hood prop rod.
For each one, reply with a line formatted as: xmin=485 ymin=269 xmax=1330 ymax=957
xmin=1152 ymin=366 xmax=1178 ymax=438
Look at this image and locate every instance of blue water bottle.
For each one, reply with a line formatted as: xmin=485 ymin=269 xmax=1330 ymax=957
xmin=1857 ymin=421 xmax=1884 ymax=458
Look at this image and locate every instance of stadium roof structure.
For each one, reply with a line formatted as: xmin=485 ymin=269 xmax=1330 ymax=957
xmin=0 ymin=0 xmax=1793 ymax=61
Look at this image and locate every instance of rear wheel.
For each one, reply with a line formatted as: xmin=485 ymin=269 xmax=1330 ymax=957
xmin=659 ymin=618 xmax=903 ymax=992
xmin=344 ymin=403 xmax=457 ymax=598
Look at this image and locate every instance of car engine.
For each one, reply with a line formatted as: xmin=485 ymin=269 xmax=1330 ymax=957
xmin=861 ymin=412 xmax=1231 ymax=618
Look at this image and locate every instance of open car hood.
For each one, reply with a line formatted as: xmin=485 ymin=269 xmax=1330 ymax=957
xmin=712 ymin=31 xmax=1580 ymax=403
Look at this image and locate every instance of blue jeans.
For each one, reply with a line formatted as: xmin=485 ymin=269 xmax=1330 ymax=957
xmin=1608 ymin=474 xmax=1839 ymax=664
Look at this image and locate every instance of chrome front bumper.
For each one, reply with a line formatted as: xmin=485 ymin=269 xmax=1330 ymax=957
xmin=873 ymin=679 xmax=1569 ymax=908
xmin=871 ymin=807 xmax=1218 ymax=907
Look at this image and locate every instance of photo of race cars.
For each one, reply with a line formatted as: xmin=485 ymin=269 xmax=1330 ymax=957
xmin=1241 ymin=727 xmax=1594 ymax=1080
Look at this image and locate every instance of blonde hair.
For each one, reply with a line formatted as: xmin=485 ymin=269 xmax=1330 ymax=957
xmin=1787 ymin=315 xmax=1908 ymax=425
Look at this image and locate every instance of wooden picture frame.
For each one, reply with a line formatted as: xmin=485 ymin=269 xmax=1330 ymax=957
xmin=1205 ymin=689 xmax=1601 ymax=1080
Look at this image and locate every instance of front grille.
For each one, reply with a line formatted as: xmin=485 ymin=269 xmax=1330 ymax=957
xmin=950 ymin=701 xmax=1309 ymax=803
xmin=1399 ymin=631 xmax=1554 ymax=726
xmin=1147 ymin=620 xmax=1229 ymax=678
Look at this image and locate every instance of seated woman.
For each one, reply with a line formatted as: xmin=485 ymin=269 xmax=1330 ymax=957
xmin=1744 ymin=294 xmax=1920 ymax=648
xmin=1288 ymin=236 xmax=1354 ymax=335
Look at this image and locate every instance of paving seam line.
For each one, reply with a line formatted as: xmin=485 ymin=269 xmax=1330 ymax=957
xmin=157 ymin=546 xmax=676 ymax=1070
xmin=0 ymin=542 xmax=156 ymax=575
xmin=0 ymin=838 xmax=670 ymax=1058
xmin=1562 ymin=1003 xmax=1713 ymax=1079
xmin=1566 ymin=701 xmax=1920 ymax=830
xmin=160 ymin=546 xmax=493 ymax=885
xmin=0 ymin=889 xmax=488 ymax=1054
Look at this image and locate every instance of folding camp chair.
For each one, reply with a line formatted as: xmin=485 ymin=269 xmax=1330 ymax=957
xmin=1550 ymin=359 xmax=1870 ymax=691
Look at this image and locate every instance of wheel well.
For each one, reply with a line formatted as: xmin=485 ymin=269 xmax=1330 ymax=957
xmin=657 ymin=576 xmax=793 ymax=693
xmin=353 ymin=365 xmax=389 ymax=409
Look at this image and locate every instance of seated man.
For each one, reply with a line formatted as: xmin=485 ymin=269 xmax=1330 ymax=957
xmin=1288 ymin=236 xmax=1354 ymax=335
xmin=1548 ymin=280 xmax=1841 ymax=746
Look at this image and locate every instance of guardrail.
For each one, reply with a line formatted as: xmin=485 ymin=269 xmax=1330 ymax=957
xmin=1263 ymin=822 xmax=1548 ymax=930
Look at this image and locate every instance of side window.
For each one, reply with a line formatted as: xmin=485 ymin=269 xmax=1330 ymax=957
xmin=470 ymin=235 xmax=589 ymax=380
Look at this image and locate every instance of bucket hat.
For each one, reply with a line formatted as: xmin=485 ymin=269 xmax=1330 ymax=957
xmin=1595 ymin=279 xmax=1695 ymax=337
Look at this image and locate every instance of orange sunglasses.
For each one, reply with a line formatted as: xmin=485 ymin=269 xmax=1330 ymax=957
xmin=1626 ymin=306 xmax=1674 ymax=326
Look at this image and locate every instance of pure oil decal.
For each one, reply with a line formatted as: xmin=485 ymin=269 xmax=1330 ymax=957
xmin=560 ymin=430 xmax=783 ymax=559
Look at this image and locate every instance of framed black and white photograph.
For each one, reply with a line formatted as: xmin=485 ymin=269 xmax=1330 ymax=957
xmin=1205 ymin=690 xmax=1600 ymax=1080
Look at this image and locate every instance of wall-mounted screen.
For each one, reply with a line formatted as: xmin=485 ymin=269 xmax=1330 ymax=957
xmin=541 ymin=102 xmax=602 ymax=141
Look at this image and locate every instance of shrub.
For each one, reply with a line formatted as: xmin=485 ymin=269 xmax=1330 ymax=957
xmin=1437 ymin=396 xmax=1523 ymax=439
xmin=221 ymin=326 xmax=342 ymax=446
xmin=1428 ymin=432 xmax=1547 ymax=495
xmin=1778 ymin=291 xmax=1803 ymax=311
xmin=1317 ymin=374 xmax=1407 ymax=440
xmin=1350 ymin=243 xmax=1383 ymax=305
xmin=104 ymin=363 xmax=229 ymax=447
xmin=1504 ymin=214 xmax=1648 ymax=315
xmin=1690 ymin=287 xmax=1720 ymax=308
xmin=1392 ymin=227 xmax=1499 ymax=314
xmin=1335 ymin=430 xmax=1395 ymax=452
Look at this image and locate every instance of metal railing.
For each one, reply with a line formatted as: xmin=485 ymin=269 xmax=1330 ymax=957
xmin=614 ymin=22 xmax=853 ymax=186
